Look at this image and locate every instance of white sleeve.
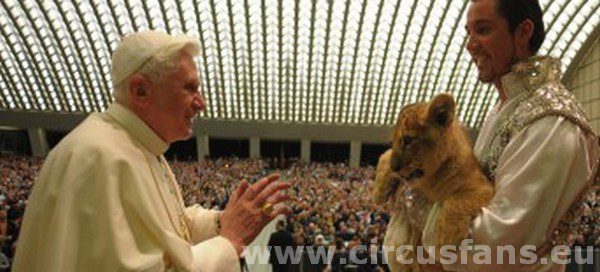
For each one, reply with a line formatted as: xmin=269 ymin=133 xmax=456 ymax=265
xmin=185 ymin=205 xmax=219 ymax=243
xmin=190 ymin=236 xmax=241 ymax=272
xmin=185 ymin=206 xmax=241 ymax=272
xmin=444 ymin=116 xmax=597 ymax=271
xmin=185 ymin=205 xmax=240 ymax=271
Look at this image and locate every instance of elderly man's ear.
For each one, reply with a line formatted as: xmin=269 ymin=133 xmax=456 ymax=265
xmin=127 ymin=74 xmax=151 ymax=106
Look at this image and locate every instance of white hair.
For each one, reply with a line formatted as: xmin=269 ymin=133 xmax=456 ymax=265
xmin=113 ymin=43 xmax=197 ymax=104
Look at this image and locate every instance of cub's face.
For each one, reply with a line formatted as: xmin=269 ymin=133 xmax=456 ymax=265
xmin=390 ymin=94 xmax=456 ymax=186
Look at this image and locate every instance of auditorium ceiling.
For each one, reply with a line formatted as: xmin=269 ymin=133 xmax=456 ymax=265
xmin=0 ymin=0 xmax=598 ymax=128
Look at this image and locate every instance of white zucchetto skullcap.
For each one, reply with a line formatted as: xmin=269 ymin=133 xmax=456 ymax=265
xmin=111 ymin=30 xmax=200 ymax=86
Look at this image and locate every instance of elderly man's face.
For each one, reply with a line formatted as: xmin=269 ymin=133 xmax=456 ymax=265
xmin=465 ymin=0 xmax=516 ymax=86
xmin=146 ymin=52 xmax=205 ymax=143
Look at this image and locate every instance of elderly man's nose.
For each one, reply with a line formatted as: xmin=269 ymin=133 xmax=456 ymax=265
xmin=193 ymin=94 xmax=206 ymax=111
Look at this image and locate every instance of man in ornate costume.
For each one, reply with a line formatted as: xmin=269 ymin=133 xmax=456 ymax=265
xmin=12 ymin=30 xmax=292 ymax=271
xmin=422 ymin=0 xmax=599 ymax=271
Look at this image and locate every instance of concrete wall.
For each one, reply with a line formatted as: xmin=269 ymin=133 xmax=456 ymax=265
xmin=0 ymin=111 xmax=391 ymax=164
xmin=567 ymin=32 xmax=600 ymax=134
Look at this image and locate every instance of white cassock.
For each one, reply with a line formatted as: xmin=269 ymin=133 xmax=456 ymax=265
xmin=423 ymin=56 xmax=599 ymax=272
xmin=13 ymin=103 xmax=240 ymax=272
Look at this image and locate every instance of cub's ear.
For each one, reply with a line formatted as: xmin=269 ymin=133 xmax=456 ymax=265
xmin=427 ymin=93 xmax=456 ymax=128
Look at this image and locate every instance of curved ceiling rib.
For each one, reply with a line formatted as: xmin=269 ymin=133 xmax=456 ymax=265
xmin=0 ymin=0 xmax=597 ymax=129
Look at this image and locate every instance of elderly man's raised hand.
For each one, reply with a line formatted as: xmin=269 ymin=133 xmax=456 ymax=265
xmin=218 ymin=174 xmax=292 ymax=254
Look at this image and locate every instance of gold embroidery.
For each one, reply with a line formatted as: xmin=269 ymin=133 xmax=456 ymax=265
xmin=474 ymin=56 xmax=599 ymax=252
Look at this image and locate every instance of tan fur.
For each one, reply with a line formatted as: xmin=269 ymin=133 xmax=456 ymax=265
xmin=373 ymin=93 xmax=494 ymax=271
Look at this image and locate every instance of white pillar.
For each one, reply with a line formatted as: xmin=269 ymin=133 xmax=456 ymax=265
xmin=350 ymin=140 xmax=361 ymax=167
xmin=301 ymin=139 xmax=311 ymax=162
xmin=27 ymin=128 xmax=49 ymax=157
xmin=196 ymin=134 xmax=209 ymax=161
xmin=250 ymin=137 xmax=260 ymax=158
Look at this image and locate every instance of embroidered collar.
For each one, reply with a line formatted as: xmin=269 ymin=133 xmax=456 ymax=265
xmin=500 ymin=56 xmax=562 ymax=101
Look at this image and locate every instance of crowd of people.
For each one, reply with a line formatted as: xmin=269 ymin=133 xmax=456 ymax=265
xmin=171 ymin=157 xmax=390 ymax=270
xmin=172 ymin=157 xmax=391 ymax=255
xmin=0 ymin=154 xmax=598 ymax=269
xmin=0 ymin=155 xmax=40 ymax=265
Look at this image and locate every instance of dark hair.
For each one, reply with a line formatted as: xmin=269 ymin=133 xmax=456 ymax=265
xmin=496 ymin=0 xmax=546 ymax=53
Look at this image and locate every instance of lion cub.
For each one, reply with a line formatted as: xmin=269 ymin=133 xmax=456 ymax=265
xmin=373 ymin=93 xmax=493 ymax=271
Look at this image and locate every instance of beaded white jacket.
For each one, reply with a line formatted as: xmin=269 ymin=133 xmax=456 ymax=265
xmin=433 ymin=56 xmax=599 ymax=272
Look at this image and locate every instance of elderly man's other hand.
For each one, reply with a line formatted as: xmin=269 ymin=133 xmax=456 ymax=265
xmin=219 ymin=173 xmax=292 ymax=254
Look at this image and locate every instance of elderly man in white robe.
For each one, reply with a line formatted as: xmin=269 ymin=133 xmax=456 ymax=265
xmin=12 ymin=30 xmax=292 ymax=271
